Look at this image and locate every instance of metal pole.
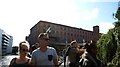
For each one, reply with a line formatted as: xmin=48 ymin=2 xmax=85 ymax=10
xmin=64 ymin=40 xmax=68 ymax=67
xmin=46 ymin=27 xmax=51 ymax=33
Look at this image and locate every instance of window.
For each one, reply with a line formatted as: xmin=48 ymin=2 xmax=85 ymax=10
xmin=64 ymin=27 xmax=66 ymax=30
xmin=60 ymin=27 xmax=63 ymax=30
xmin=64 ymin=32 xmax=66 ymax=36
xmin=56 ymin=25 xmax=58 ymax=31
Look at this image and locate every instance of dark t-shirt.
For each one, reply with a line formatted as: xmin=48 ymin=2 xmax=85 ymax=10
xmin=9 ymin=58 xmax=30 ymax=67
xmin=79 ymin=53 xmax=105 ymax=67
xmin=66 ymin=46 xmax=80 ymax=63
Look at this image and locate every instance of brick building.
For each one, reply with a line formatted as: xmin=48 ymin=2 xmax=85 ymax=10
xmin=27 ymin=20 xmax=101 ymax=51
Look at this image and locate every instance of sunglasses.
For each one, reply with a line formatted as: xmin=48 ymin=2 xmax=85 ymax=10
xmin=21 ymin=49 xmax=29 ymax=52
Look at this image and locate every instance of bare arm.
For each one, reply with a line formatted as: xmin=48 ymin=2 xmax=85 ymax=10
xmin=53 ymin=59 xmax=59 ymax=67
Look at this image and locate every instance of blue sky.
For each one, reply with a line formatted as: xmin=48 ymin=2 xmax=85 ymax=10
xmin=74 ymin=2 xmax=118 ymax=31
xmin=0 ymin=0 xmax=119 ymax=46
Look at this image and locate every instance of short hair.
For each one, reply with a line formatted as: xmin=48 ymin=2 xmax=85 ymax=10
xmin=38 ymin=33 xmax=48 ymax=40
xmin=84 ymin=42 xmax=97 ymax=52
xmin=70 ymin=40 xmax=77 ymax=45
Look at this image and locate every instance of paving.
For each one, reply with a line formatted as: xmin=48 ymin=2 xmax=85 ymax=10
xmin=0 ymin=54 xmax=18 ymax=67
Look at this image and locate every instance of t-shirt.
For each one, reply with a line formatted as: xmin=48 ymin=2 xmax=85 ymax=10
xmin=67 ymin=46 xmax=79 ymax=63
xmin=31 ymin=47 xmax=58 ymax=67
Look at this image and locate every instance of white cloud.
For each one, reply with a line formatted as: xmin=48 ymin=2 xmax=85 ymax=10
xmin=82 ymin=8 xmax=99 ymax=21
xmin=98 ymin=22 xmax=114 ymax=33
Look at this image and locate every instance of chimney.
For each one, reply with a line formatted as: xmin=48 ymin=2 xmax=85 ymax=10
xmin=93 ymin=25 xmax=99 ymax=33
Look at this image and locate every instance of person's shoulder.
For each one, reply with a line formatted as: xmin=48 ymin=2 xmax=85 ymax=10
xmin=27 ymin=56 xmax=31 ymax=59
xmin=11 ymin=57 xmax=17 ymax=61
xmin=27 ymin=57 xmax=31 ymax=64
xmin=32 ymin=48 xmax=39 ymax=53
xmin=47 ymin=46 xmax=56 ymax=51
xmin=9 ymin=57 xmax=17 ymax=65
xmin=47 ymin=46 xmax=55 ymax=49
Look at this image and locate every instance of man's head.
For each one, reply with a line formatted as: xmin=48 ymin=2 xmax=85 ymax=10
xmin=38 ymin=33 xmax=49 ymax=47
xmin=70 ymin=40 xmax=78 ymax=48
xmin=35 ymin=42 xmax=40 ymax=48
xmin=85 ymin=41 xmax=97 ymax=55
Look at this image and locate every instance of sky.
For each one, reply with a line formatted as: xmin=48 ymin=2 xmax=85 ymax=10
xmin=0 ymin=0 xmax=119 ymax=46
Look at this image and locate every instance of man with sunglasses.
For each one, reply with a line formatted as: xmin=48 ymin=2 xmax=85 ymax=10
xmin=31 ymin=33 xmax=58 ymax=67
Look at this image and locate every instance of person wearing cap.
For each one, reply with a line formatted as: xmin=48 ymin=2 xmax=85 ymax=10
xmin=31 ymin=33 xmax=58 ymax=67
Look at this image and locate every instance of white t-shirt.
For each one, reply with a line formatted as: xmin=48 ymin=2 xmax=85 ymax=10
xmin=31 ymin=47 xmax=58 ymax=67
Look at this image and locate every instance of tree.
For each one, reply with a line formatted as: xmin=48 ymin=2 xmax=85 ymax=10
xmin=97 ymin=3 xmax=120 ymax=67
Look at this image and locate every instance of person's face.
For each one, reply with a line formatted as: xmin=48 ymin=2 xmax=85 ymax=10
xmin=73 ymin=42 xmax=78 ymax=48
xmin=20 ymin=44 xmax=29 ymax=56
xmin=39 ymin=35 xmax=49 ymax=47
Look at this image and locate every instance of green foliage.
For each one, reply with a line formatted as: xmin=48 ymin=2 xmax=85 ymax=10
xmin=115 ymin=7 xmax=120 ymax=21
xmin=97 ymin=5 xmax=120 ymax=67
xmin=97 ymin=27 xmax=120 ymax=66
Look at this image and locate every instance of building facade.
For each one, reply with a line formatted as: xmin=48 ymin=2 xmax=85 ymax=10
xmin=0 ymin=29 xmax=13 ymax=55
xmin=27 ymin=20 xmax=101 ymax=51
